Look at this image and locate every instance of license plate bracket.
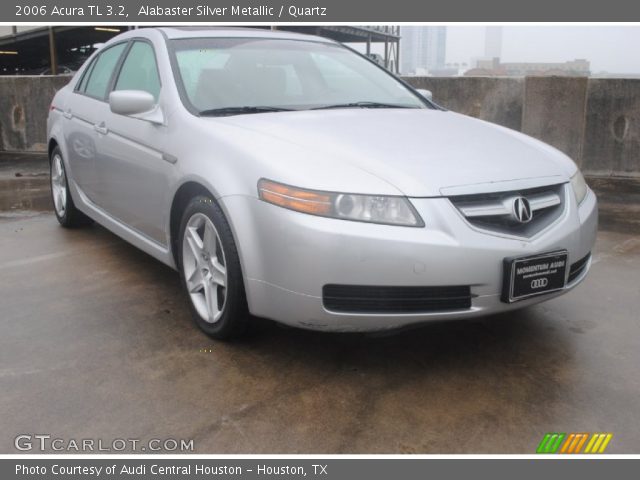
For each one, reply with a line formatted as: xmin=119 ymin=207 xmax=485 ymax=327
xmin=501 ymin=250 xmax=568 ymax=303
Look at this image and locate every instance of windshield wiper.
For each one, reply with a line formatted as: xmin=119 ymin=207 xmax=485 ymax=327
xmin=199 ymin=106 xmax=294 ymax=116
xmin=311 ymin=101 xmax=420 ymax=110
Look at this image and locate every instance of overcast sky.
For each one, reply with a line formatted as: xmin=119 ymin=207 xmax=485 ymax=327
xmin=446 ymin=26 xmax=640 ymax=73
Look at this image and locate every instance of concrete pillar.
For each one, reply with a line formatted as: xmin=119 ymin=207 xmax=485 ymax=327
xmin=582 ymin=79 xmax=640 ymax=176
xmin=522 ymin=76 xmax=588 ymax=165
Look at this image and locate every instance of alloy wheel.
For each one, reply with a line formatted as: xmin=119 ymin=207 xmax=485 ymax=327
xmin=182 ymin=213 xmax=228 ymax=323
xmin=51 ymin=154 xmax=67 ymax=218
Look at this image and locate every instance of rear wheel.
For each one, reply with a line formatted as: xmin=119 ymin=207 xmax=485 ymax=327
xmin=178 ymin=196 xmax=250 ymax=339
xmin=50 ymin=147 xmax=92 ymax=227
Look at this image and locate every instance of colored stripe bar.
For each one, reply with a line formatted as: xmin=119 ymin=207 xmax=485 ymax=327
xmin=573 ymin=433 xmax=589 ymax=453
xmin=598 ymin=434 xmax=613 ymax=453
xmin=584 ymin=434 xmax=598 ymax=453
xmin=567 ymin=434 xmax=582 ymax=453
xmin=550 ymin=433 xmax=566 ymax=453
xmin=540 ymin=433 xmax=566 ymax=453
xmin=584 ymin=433 xmax=613 ymax=453
xmin=537 ymin=433 xmax=553 ymax=453
xmin=560 ymin=434 xmax=575 ymax=454
xmin=538 ymin=432 xmax=612 ymax=454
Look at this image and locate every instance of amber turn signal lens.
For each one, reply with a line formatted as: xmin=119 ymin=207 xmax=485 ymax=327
xmin=258 ymin=179 xmax=332 ymax=216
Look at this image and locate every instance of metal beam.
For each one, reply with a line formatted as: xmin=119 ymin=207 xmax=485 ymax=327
xmin=48 ymin=27 xmax=57 ymax=75
xmin=384 ymin=38 xmax=389 ymax=69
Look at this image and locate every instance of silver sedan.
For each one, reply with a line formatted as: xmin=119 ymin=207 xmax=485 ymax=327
xmin=47 ymin=27 xmax=598 ymax=338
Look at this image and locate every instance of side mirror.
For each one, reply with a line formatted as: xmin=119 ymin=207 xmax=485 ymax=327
xmin=417 ymin=89 xmax=433 ymax=102
xmin=109 ymin=90 xmax=163 ymax=124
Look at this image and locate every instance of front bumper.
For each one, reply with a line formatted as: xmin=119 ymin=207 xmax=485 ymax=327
xmin=221 ymin=185 xmax=598 ymax=331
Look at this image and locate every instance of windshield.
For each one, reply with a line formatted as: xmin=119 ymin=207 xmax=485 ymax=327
xmin=169 ymin=37 xmax=428 ymax=115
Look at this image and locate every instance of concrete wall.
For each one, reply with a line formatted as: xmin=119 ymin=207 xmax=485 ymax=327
xmin=405 ymin=76 xmax=640 ymax=177
xmin=407 ymin=76 xmax=524 ymax=131
xmin=522 ymin=76 xmax=588 ymax=166
xmin=0 ymin=76 xmax=70 ymax=152
xmin=0 ymin=75 xmax=639 ymax=178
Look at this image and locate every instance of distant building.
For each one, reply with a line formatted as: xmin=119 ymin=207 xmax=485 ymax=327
xmin=466 ymin=58 xmax=591 ymax=77
xmin=399 ymin=26 xmax=446 ymax=75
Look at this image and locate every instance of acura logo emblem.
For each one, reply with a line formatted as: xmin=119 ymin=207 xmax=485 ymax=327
xmin=512 ymin=197 xmax=533 ymax=223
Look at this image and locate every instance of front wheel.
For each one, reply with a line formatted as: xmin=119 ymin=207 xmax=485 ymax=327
xmin=178 ymin=196 xmax=250 ymax=339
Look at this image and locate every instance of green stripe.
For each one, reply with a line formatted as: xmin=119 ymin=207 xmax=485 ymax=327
xmin=545 ymin=434 xmax=558 ymax=453
xmin=549 ymin=433 xmax=566 ymax=453
xmin=537 ymin=433 xmax=553 ymax=453
xmin=537 ymin=433 xmax=567 ymax=453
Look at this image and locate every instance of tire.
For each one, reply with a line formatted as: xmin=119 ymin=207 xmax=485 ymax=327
xmin=50 ymin=146 xmax=93 ymax=228
xmin=178 ymin=195 xmax=250 ymax=339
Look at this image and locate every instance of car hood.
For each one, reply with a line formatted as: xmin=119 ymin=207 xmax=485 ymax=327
xmin=211 ymin=109 xmax=577 ymax=197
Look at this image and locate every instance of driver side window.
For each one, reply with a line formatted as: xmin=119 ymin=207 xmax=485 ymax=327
xmin=114 ymin=41 xmax=161 ymax=101
xmin=80 ymin=42 xmax=127 ymax=100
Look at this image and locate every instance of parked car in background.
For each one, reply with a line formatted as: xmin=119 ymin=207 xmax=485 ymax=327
xmin=47 ymin=27 xmax=597 ymax=339
xmin=40 ymin=65 xmax=75 ymax=75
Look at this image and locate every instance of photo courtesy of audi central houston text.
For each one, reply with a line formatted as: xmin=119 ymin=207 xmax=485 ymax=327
xmin=47 ymin=27 xmax=597 ymax=339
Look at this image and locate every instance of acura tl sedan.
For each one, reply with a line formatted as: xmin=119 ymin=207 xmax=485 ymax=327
xmin=47 ymin=27 xmax=598 ymax=338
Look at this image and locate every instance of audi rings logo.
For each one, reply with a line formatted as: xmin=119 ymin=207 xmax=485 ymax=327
xmin=512 ymin=196 xmax=533 ymax=223
xmin=531 ymin=278 xmax=549 ymax=289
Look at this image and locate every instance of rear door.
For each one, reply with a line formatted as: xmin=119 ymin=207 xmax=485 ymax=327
xmin=63 ymin=42 xmax=127 ymax=203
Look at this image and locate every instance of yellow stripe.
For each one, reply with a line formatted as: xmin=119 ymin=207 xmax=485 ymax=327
xmin=574 ymin=434 xmax=589 ymax=453
xmin=584 ymin=434 xmax=598 ymax=453
xmin=598 ymin=434 xmax=613 ymax=453
xmin=560 ymin=434 xmax=575 ymax=453
xmin=591 ymin=434 xmax=606 ymax=453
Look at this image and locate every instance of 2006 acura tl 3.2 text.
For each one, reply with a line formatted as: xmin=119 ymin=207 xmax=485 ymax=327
xmin=47 ymin=27 xmax=597 ymax=339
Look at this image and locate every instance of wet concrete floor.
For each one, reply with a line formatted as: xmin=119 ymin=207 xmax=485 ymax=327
xmin=1 ymin=153 xmax=639 ymax=453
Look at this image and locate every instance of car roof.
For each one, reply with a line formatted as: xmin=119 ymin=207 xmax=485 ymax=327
xmin=156 ymin=27 xmax=334 ymax=44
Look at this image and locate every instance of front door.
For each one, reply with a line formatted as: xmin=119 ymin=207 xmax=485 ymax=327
xmin=92 ymin=40 xmax=171 ymax=246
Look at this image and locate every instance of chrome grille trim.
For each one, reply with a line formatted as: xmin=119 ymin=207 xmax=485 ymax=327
xmin=458 ymin=191 xmax=561 ymax=218
xmin=449 ymin=183 xmax=566 ymax=238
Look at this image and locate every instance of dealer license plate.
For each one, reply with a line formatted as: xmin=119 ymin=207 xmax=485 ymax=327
xmin=502 ymin=250 xmax=568 ymax=303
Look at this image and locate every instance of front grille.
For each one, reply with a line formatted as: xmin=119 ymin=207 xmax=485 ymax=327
xmin=449 ymin=184 xmax=566 ymax=237
xmin=568 ymin=253 xmax=591 ymax=284
xmin=322 ymin=284 xmax=472 ymax=314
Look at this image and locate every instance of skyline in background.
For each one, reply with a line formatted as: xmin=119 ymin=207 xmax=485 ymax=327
xmin=447 ymin=26 xmax=640 ymax=74
xmin=399 ymin=26 xmax=446 ymax=74
xmin=1 ymin=25 xmax=639 ymax=76
xmin=352 ymin=25 xmax=640 ymax=76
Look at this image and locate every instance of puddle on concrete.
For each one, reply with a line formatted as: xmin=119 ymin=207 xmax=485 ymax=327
xmin=0 ymin=177 xmax=52 ymax=216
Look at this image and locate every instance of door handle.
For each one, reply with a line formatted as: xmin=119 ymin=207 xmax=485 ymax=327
xmin=94 ymin=122 xmax=108 ymax=135
xmin=63 ymin=109 xmax=72 ymax=119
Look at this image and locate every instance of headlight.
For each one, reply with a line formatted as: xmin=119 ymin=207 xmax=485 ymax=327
xmin=258 ymin=179 xmax=424 ymax=227
xmin=570 ymin=169 xmax=588 ymax=205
